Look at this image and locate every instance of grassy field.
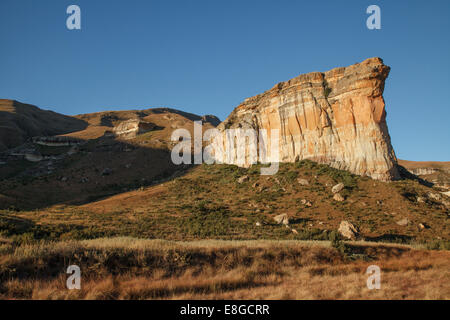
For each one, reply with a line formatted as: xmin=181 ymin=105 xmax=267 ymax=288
xmin=0 ymin=237 xmax=448 ymax=299
xmin=0 ymin=160 xmax=448 ymax=300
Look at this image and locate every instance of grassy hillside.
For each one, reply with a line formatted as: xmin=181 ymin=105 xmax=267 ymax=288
xmin=0 ymin=100 xmax=87 ymax=151
xmin=1 ymin=161 xmax=448 ymax=248
xmin=0 ymin=107 xmax=216 ymax=209
xmin=398 ymin=159 xmax=450 ymax=190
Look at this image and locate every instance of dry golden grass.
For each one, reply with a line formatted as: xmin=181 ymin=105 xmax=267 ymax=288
xmin=0 ymin=238 xmax=448 ymax=300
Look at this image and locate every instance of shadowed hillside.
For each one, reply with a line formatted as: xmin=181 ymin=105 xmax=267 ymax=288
xmin=399 ymin=160 xmax=450 ymax=192
xmin=0 ymin=100 xmax=88 ymax=151
xmin=0 ymin=103 xmax=218 ymax=209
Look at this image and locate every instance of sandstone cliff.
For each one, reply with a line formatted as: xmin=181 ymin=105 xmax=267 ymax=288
xmin=211 ymin=57 xmax=400 ymax=181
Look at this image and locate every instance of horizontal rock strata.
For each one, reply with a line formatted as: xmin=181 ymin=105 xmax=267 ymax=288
xmin=210 ymin=57 xmax=399 ymax=181
xmin=112 ymin=119 xmax=156 ymax=139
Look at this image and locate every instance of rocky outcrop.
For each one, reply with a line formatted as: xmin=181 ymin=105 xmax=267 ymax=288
xmin=32 ymin=136 xmax=84 ymax=147
xmin=24 ymin=152 xmax=44 ymax=162
xmin=112 ymin=119 xmax=156 ymax=139
xmin=210 ymin=58 xmax=399 ymax=181
xmin=406 ymin=168 xmax=438 ymax=175
xmin=338 ymin=221 xmax=359 ymax=240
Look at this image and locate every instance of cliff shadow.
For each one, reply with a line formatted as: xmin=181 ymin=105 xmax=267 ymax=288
xmin=396 ymin=164 xmax=434 ymax=188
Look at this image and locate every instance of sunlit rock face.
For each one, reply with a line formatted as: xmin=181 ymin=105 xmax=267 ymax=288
xmin=112 ymin=119 xmax=156 ymax=139
xmin=211 ymin=57 xmax=400 ymax=181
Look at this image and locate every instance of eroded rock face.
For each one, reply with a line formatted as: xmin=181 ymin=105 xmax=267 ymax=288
xmin=211 ymin=57 xmax=399 ymax=181
xmin=112 ymin=119 xmax=156 ymax=139
xmin=32 ymin=136 xmax=84 ymax=147
xmin=407 ymin=168 xmax=438 ymax=175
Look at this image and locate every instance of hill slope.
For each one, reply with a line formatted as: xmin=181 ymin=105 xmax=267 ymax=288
xmin=0 ymin=102 xmax=218 ymax=209
xmin=0 ymin=100 xmax=87 ymax=151
xmin=0 ymin=100 xmax=448 ymax=246
xmin=1 ymin=161 xmax=448 ymax=246
xmin=399 ymin=159 xmax=450 ymax=191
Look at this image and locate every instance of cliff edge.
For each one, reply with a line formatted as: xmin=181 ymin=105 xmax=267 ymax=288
xmin=212 ymin=57 xmax=399 ymax=181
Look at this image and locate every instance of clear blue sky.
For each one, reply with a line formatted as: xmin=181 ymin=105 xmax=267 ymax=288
xmin=0 ymin=0 xmax=449 ymax=161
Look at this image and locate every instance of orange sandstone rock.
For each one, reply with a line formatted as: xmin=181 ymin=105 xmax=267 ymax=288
xmin=212 ymin=57 xmax=399 ymax=181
